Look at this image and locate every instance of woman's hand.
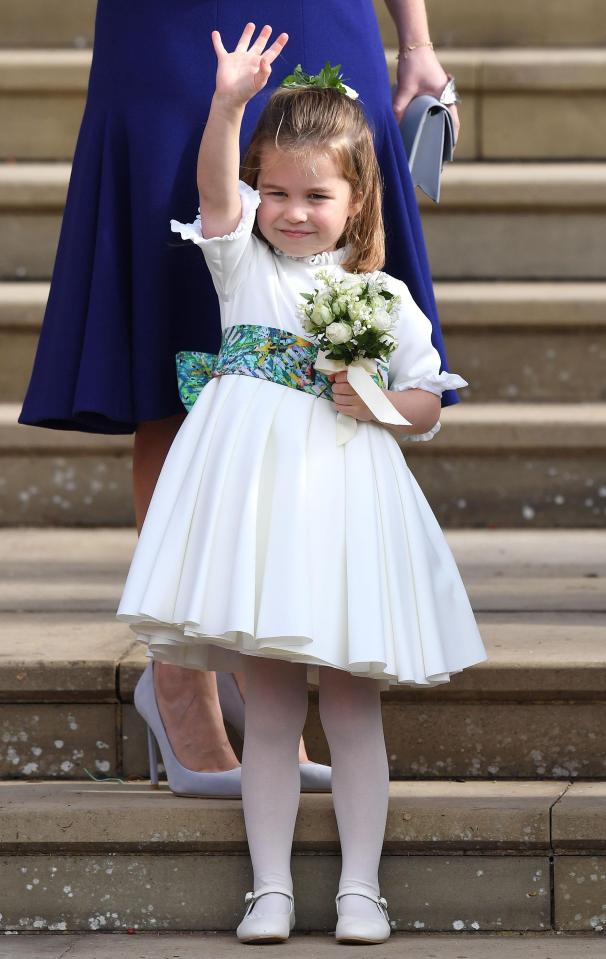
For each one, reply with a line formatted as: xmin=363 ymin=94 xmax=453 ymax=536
xmin=392 ymin=47 xmax=460 ymax=145
xmin=329 ymin=371 xmax=375 ymax=422
xmin=211 ymin=22 xmax=288 ymax=108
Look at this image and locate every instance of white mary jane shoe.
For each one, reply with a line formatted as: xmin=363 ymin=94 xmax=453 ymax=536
xmin=335 ymin=890 xmax=391 ymax=944
xmin=236 ymin=888 xmax=295 ymax=943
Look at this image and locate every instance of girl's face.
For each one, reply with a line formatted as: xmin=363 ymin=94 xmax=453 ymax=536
xmin=256 ymin=146 xmax=362 ymax=258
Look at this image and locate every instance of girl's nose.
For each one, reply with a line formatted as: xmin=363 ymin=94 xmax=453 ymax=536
xmin=284 ymin=206 xmax=307 ymax=224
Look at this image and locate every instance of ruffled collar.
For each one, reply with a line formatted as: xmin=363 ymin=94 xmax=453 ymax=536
xmin=272 ymin=244 xmax=349 ymax=266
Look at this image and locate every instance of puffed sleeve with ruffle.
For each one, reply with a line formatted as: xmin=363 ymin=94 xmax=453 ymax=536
xmin=170 ymin=180 xmax=261 ymax=300
xmin=387 ymin=278 xmax=468 ymax=441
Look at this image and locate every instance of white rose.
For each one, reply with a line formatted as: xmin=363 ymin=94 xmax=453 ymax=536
xmin=311 ymin=303 xmax=333 ymax=326
xmin=331 ymin=295 xmax=349 ymax=317
xmin=371 ymin=309 xmax=392 ymax=332
xmin=348 ymin=300 xmax=368 ymax=323
xmin=326 ymin=321 xmax=353 ymax=345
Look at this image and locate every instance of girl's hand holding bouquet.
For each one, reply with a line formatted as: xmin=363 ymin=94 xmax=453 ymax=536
xmin=299 ymin=271 xmax=412 ymax=444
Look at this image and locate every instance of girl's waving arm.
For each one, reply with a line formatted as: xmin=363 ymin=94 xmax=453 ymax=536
xmin=197 ymin=23 xmax=288 ymax=239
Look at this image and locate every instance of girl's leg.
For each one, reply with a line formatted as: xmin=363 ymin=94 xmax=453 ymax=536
xmin=318 ymin=666 xmax=389 ymax=919
xmin=133 ymin=415 xmax=239 ymax=772
xmin=241 ymin=655 xmax=309 ymax=916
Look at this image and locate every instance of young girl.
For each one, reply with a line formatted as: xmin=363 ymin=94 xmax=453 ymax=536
xmin=118 ymin=22 xmax=487 ymax=945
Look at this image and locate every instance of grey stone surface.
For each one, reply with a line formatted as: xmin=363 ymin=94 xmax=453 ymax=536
xmin=0 ymin=92 xmax=84 ymax=160
xmin=0 ymin=780 xmax=564 ymax=851
xmin=552 ymin=783 xmax=606 ymax=850
xmin=1 ymin=933 xmax=605 ymax=959
xmin=482 ymin=94 xmax=606 ymax=160
xmin=301 ymin=695 xmax=606 ymax=780
xmin=407 ymin=449 xmax=606 ymax=530
xmin=0 ymin=852 xmax=551 ymax=932
xmin=378 ymin=702 xmax=606 ymax=779
xmin=375 ymin=0 xmax=606 ymax=47
xmin=554 ymin=857 xmax=606 ymax=932
xmin=0 ymin=613 xmax=135 ymax=701
xmin=0 ymin=705 xmax=116 ymax=779
xmin=422 ymin=211 xmax=606 ymax=280
xmin=0 ymin=451 xmax=134 ymax=526
xmin=445 ymin=327 xmax=606 ymax=403
xmin=0 ymin=0 xmax=96 ymax=47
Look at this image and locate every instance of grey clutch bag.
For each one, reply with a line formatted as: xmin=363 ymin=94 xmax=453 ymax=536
xmin=398 ymin=95 xmax=455 ymax=203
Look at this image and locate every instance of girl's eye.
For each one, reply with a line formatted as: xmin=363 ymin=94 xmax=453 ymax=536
xmin=309 ymin=194 xmax=329 ymax=200
xmin=267 ymin=191 xmax=286 ymax=197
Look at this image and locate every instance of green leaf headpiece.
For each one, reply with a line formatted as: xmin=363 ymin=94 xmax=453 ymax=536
xmin=280 ymin=62 xmax=359 ymax=100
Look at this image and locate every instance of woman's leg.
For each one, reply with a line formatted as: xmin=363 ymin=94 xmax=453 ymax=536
xmin=318 ymin=667 xmax=389 ymax=918
xmin=133 ymin=415 xmax=239 ymax=772
xmin=241 ymin=655 xmax=309 ymax=915
xmin=133 ymin=415 xmax=313 ymax=770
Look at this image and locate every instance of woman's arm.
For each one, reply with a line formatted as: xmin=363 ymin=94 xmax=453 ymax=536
xmin=383 ymin=0 xmax=460 ymax=139
xmin=196 ymin=23 xmax=288 ymax=239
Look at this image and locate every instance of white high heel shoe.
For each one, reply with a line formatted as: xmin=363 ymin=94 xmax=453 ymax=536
xmin=236 ymin=888 xmax=295 ymax=943
xmin=216 ymin=671 xmax=332 ymax=793
xmin=134 ymin=663 xmax=242 ymax=798
xmin=335 ymin=889 xmax=392 ymax=944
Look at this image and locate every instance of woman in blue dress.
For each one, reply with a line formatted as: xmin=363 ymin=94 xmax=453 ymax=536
xmin=19 ymin=0 xmax=460 ymax=791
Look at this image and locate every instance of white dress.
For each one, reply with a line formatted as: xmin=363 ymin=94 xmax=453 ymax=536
xmin=117 ymin=181 xmax=487 ymax=688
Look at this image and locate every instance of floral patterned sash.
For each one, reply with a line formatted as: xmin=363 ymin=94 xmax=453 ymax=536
xmin=176 ymin=324 xmax=388 ymax=413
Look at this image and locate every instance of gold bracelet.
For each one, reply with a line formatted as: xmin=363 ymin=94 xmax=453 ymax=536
xmin=397 ymin=40 xmax=434 ymax=60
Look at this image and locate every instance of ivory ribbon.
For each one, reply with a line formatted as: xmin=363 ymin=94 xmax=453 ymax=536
xmin=314 ymin=350 xmax=412 ymax=446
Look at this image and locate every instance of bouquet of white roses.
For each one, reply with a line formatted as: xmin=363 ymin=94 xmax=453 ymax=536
xmin=299 ymin=270 xmax=411 ymax=445
xmin=298 ymin=270 xmax=401 ymax=365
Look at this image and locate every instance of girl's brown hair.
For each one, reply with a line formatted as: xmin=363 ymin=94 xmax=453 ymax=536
xmin=241 ymin=87 xmax=385 ymax=273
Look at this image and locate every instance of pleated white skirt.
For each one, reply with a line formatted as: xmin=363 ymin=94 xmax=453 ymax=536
xmin=117 ymin=375 xmax=487 ymax=688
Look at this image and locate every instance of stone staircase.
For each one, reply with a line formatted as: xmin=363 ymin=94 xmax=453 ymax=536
xmin=0 ymin=0 xmax=605 ymax=941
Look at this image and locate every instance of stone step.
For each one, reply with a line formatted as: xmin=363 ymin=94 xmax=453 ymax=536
xmin=4 ymin=281 xmax=606 ymax=404
xmin=2 ymin=611 xmax=606 ymax=782
xmin=375 ymin=0 xmax=606 ymax=49
xmin=3 ymin=48 xmax=605 ymax=160
xmin=1 ymin=778 xmax=600 ymax=933
xmin=1 ymin=936 xmax=604 ymax=959
xmin=387 ymin=48 xmax=606 ymax=161
xmin=3 ymin=163 xmax=605 ymax=281
xmin=0 ymin=780 xmax=605 ymax=934
xmin=3 ymin=403 xmax=606 ymax=527
xmin=3 ymin=529 xmax=604 ymax=615
xmin=1 ymin=527 xmax=605 ymax=781
xmin=1 ymin=0 xmax=603 ymax=49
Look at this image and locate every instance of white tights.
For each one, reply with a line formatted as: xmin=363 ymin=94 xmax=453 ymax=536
xmin=241 ymin=656 xmax=389 ymax=919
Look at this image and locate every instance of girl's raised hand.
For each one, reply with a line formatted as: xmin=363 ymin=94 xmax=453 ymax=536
xmin=211 ymin=23 xmax=288 ymax=106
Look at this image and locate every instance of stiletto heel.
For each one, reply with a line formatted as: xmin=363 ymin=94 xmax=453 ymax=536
xmin=216 ymin=671 xmax=333 ymax=794
xmin=134 ymin=662 xmax=242 ymax=798
xmin=146 ymin=725 xmax=159 ymax=788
